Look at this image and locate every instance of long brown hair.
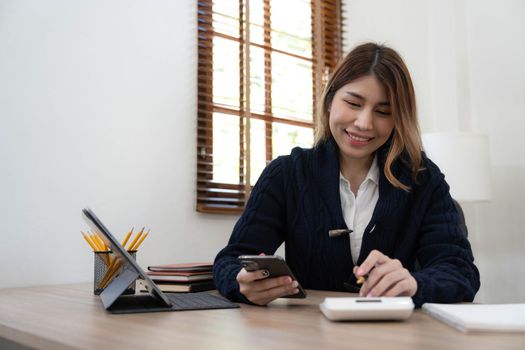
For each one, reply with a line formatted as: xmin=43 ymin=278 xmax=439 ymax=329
xmin=314 ymin=42 xmax=422 ymax=191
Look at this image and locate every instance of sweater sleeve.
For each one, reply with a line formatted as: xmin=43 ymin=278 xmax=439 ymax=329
xmin=213 ymin=157 xmax=287 ymax=303
xmin=411 ymin=174 xmax=481 ymax=308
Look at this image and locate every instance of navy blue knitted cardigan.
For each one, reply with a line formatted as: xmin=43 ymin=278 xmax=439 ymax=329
xmin=213 ymin=138 xmax=480 ymax=308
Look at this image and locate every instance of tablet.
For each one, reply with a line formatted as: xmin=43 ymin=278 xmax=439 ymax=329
xmin=82 ymin=207 xmax=238 ymax=314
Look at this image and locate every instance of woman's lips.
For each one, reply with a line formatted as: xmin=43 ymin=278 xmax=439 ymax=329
xmin=345 ymin=130 xmax=373 ymax=146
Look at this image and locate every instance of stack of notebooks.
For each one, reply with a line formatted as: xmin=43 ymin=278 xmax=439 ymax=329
xmin=141 ymin=262 xmax=215 ymax=293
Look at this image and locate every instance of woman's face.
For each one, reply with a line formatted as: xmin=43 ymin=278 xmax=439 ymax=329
xmin=329 ymin=75 xmax=395 ymax=164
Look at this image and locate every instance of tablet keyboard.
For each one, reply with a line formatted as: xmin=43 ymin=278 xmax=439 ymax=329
xmin=167 ymin=292 xmax=237 ymax=310
xmin=108 ymin=292 xmax=239 ymax=314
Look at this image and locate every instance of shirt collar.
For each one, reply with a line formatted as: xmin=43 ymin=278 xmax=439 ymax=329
xmin=339 ymin=154 xmax=380 ymax=187
xmin=367 ymin=154 xmax=380 ymax=186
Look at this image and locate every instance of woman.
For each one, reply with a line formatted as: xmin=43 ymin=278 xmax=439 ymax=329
xmin=213 ymin=42 xmax=480 ymax=307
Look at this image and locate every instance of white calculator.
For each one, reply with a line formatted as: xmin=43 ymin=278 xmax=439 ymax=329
xmin=320 ymin=297 xmax=414 ymax=321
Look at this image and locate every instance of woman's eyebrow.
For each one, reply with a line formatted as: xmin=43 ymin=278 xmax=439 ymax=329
xmin=344 ymin=91 xmax=390 ymax=106
xmin=344 ymin=91 xmax=364 ymax=100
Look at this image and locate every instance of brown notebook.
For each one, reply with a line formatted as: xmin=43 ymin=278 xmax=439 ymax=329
xmin=139 ymin=280 xmax=215 ymax=293
xmin=146 ymin=271 xmax=213 ymax=282
xmin=147 ymin=262 xmax=213 ymax=273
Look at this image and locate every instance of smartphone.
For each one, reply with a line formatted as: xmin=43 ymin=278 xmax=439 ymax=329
xmin=237 ymin=255 xmax=306 ymax=298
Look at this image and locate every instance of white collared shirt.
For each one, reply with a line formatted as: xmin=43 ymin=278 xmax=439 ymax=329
xmin=339 ymin=155 xmax=379 ymax=264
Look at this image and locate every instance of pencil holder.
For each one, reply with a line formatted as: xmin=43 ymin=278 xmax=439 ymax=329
xmin=93 ymin=251 xmax=137 ymax=295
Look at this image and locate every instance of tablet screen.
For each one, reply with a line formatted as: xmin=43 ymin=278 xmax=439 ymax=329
xmin=82 ymin=207 xmax=172 ymax=308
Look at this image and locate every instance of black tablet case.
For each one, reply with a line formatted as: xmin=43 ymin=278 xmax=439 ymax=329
xmin=83 ymin=208 xmax=239 ymax=314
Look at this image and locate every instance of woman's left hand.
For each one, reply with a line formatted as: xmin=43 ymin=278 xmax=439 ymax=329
xmin=354 ymin=249 xmax=418 ymax=297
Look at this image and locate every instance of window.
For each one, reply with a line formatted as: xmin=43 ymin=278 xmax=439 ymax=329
xmin=197 ymin=0 xmax=344 ymax=213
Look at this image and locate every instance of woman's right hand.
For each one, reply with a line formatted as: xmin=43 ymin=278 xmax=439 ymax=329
xmin=236 ymin=268 xmax=299 ymax=305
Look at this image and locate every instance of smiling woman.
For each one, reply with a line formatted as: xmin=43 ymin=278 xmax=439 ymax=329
xmin=316 ymin=43 xmax=422 ymax=192
xmin=328 ymin=75 xmax=395 ymax=186
xmin=213 ymin=42 xmax=480 ymax=309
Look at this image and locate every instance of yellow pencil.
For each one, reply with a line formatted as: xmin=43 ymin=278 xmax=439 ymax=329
xmin=83 ymin=231 xmax=102 ymax=252
xmin=85 ymin=232 xmax=98 ymax=251
xmin=131 ymin=230 xmax=149 ymax=251
xmin=82 ymin=231 xmax=111 ymax=266
xmin=81 ymin=231 xmax=98 ymax=251
xmin=95 ymin=232 xmax=111 ymax=260
xmin=98 ymin=257 xmax=117 ymax=288
xmin=121 ymin=227 xmax=133 ymax=248
xmin=126 ymin=227 xmax=144 ymax=251
xmin=93 ymin=232 xmax=109 ymax=251
xmin=89 ymin=233 xmax=105 ymax=252
xmin=99 ymin=259 xmax=123 ymax=289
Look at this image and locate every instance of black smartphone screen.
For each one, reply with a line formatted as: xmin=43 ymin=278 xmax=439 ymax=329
xmin=237 ymin=255 xmax=306 ymax=298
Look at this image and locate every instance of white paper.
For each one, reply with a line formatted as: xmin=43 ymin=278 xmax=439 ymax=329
xmin=422 ymin=303 xmax=525 ymax=333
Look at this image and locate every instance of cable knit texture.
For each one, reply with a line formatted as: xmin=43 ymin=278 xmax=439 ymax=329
xmin=213 ymin=138 xmax=480 ymax=308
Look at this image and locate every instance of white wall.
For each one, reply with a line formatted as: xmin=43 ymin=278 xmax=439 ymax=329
xmin=464 ymin=0 xmax=525 ymax=303
xmin=1 ymin=0 xmax=524 ymax=303
xmin=345 ymin=0 xmax=525 ymax=303
xmin=344 ymin=0 xmax=432 ymax=130
xmin=0 ymin=0 xmax=238 ymax=288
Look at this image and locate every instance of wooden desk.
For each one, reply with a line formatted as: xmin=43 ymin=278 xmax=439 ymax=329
xmin=0 ymin=283 xmax=523 ymax=350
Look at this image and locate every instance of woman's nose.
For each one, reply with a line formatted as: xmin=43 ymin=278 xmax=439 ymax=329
xmin=354 ymin=109 xmax=373 ymax=131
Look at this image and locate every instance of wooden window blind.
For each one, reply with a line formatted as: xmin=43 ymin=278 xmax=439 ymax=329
xmin=197 ymin=0 xmax=344 ymax=214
